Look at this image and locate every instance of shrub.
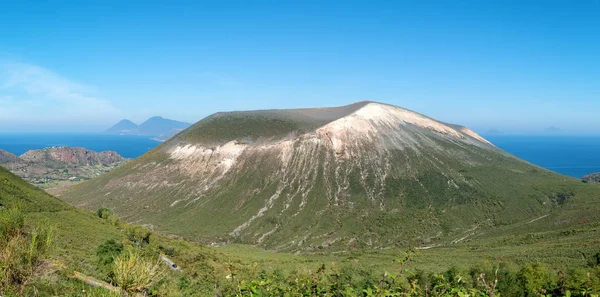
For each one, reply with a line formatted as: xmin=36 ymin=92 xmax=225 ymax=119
xmin=96 ymin=207 xmax=114 ymax=219
xmin=160 ymin=245 xmax=176 ymax=257
xmin=517 ymin=263 xmax=555 ymax=296
xmin=106 ymin=213 xmax=120 ymax=227
xmin=96 ymin=239 xmax=124 ymax=279
xmin=112 ymin=250 xmax=163 ymax=294
xmin=0 ymin=207 xmax=24 ymax=241
xmin=588 ymin=252 xmax=600 ymax=268
xmin=26 ymin=223 xmax=54 ymax=263
xmin=125 ymin=225 xmax=152 ymax=247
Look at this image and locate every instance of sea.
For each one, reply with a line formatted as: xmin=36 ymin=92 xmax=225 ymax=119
xmin=486 ymin=135 xmax=600 ymax=178
xmin=0 ymin=134 xmax=599 ymax=178
xmin=0 ymin=133 xmax=161 ymax=159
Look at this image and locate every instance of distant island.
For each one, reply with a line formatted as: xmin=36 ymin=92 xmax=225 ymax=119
xmin=0 ymin=147 xmax=128 ymax=195
xmin=105 ymin=116 xmax=191 ymax=141
xmin=543 ymin=126 xmax=563 ymax=134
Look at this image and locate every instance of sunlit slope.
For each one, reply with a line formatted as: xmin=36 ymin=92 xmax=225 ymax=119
xmin=62 ymin=101 xmax=600 ymax=250
xmin=0 ymin=165 xmax=68 ymax=212
xmin=0 ymin=166 xmax=122 ymax=274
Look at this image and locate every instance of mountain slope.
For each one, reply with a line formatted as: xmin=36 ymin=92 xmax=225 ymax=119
xmin=0 ymin=165 xmax=124 ymax=273
xmin=62 ymin=101 xmax=600 ymax=250
xmin=0 ymin=164 xmax=69 ymax=212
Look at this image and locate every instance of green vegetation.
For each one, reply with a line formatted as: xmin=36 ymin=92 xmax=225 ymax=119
xmin=175 ymin=102 xmax=369 ymax=145
xmin=217 ymin=261 xmax=600 ymax=296
xmin=96 ymin=207 xmax=114 ymax=219
xmin=112 ymin=250 xmax=163 ymax=294
xmin=178 ymin=112 xmax=308 ymax=144
xmin=0 ymin=207 xmax=53 ymax=295
xmin=2 ymin=162 xmax=600 ymax=295
xmin=96 ymin=239 xmax=123 ymax=277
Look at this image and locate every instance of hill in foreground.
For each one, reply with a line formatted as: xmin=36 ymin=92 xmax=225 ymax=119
xmin=63 ymin=101 xmax=600 ymax=251
xmin=0 ymin=165 xmax=230 ymax=296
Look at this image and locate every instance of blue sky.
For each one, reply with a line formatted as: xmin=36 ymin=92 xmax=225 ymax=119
xmin=1 ymin=0 xmax=599 ymax=134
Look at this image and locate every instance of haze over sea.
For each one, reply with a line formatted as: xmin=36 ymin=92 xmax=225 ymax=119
xmin=0 ymin=133 xmax=599 ymax=178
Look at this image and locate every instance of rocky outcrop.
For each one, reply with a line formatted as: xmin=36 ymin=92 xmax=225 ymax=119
xmin=583 ymin=173 xmax=600 ymax=183
xmin=0 ymin=149 xmax=21 ymax=164
xmin=20 ymin=147 xmax=125 ymax=167
xmin=0 ymin=147 xmax=128 ymax=192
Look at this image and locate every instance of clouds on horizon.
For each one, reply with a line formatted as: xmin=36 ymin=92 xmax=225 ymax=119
xmin=0 ymin=61 xmax=122 ymax=130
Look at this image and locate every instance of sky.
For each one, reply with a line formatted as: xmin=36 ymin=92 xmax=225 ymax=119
xmin=0 ymin=0 xmax=599 ymax=134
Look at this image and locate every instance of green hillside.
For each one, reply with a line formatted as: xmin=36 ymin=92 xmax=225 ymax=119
xmin=0 ymin=166 xmax=221 ymax=295
xmin=3 ymin=164 xmax=600 ymax=296
xmin=175 ymin=101 xmax=371 ymax=144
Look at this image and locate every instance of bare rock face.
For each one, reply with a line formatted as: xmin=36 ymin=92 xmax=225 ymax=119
xmin=62 ymin=101 xmax=575 ymax=251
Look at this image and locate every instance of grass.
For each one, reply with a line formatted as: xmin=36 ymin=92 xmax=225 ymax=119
xmin=3 ymin=164 xmax=600 ymax=295
xmin=174 ymin=102 xmax=370 ymax=145
xmin=216 ymin=219 xmax=600 ymax=276
xmin=112 ymin=250 xmax=163 ymax=294
xmin=178 ymin=113 xmax=307 ymax=145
